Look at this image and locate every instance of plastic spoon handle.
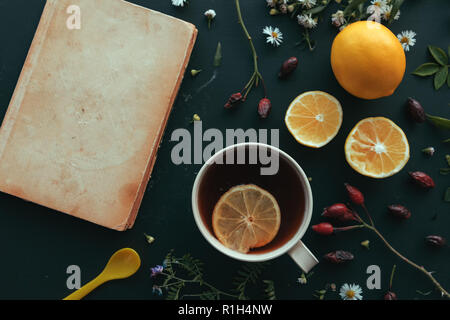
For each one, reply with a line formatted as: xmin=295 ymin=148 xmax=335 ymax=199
xmin=63 ymin=273 xmax=108 ymax=300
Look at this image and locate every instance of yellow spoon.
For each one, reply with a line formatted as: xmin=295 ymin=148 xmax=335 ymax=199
xmin=63 ymin=248 xmax=141 ymax=300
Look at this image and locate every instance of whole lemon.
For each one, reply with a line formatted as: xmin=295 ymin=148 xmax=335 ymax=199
xmin=331 ymin=21 xmax=406 ymax=100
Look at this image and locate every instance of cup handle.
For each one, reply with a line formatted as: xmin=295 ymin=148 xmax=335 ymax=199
xmin=288 ymin=240 xmax=319 ymax=273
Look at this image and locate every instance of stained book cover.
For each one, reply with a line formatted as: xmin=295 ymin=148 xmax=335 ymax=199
xmin=0 ymin=0 xmax=197 ymax=230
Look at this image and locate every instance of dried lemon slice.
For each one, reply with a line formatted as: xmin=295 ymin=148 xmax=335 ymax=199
xmin=212 ymin=184 xmax=281 ymax=253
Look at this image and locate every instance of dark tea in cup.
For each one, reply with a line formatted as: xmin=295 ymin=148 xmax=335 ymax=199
xmin=196 ymin=144 xmax=306 ymax=254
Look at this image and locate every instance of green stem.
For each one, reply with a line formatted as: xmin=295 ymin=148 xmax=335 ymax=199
xmin=389 ymin=265 xmax=396 ymax=290
xmin=362 ymin=223 xmax=450 ymax=299
xmin=235 ymin=0 xmax=265 ymax=98
xmin=334 ymin=224 xmax=365 ymax=233
xmin=362 ymin=204 xmax=374 ymax=226
xmin=303 ymin=30 xmax=314 ymax=51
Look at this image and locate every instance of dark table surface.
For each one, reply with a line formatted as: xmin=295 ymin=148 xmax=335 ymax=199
xmin=0 ymin=0 xmax=449 ymax=300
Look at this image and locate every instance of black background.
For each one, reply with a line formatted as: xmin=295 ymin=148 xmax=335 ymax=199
xmin=0 ymin=0 xmax=449 ymax=300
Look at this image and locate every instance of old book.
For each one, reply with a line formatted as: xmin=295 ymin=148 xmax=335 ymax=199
xmin=0 ymin=0 xmax=197 ymax=230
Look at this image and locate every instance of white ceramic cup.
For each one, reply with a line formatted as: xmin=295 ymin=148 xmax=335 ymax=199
xmin=191 ymin=142 xmax=318 ymax=273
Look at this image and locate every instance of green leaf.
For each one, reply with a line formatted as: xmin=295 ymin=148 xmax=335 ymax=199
xmin=429 ymin=45 xmax=448 ymax=66
xmin=263 ymin=280 xmax=277 ymax=300
xmin=444 ymin=138 xmax=450 ymax=143
xmin=427 ymin=114 xmax=450 ymax=130
xmin=440 ymin=168 xmax=450 ymax=175
xmin=343 ymin=0 xmax=366 ymax=16
xmin=412 ymin=63 xmax=440 ymax=77
xmin=213 ymin=42 xmax=222 ymax=67
xmin=447 ymin=71 xmax=450 ymax=88
xmin=446 ymin=155 xmax=450 ymax=167
xmin=434 ymin=66 xmax=448 ymax=90
xmin=416 ymin=290 xmax=432 ymax=296
xmin=444 ymin=187 xmax=450 ymax=203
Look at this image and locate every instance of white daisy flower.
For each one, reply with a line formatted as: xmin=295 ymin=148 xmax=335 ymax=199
xmin=367 ymin=0 xmax=388 ymax=15
xmin=331 ymin=10 xmax=346 ymax=28
xmin=297 ymin=14 xmax=317 ymax=29
xmin=339 ymin=283 xmax=363 ymax=300
xmin=382 ymin=5 xmax=400 ymax=21
xmin=397 ymin=30 xmax=416 ymax=51
xmin=204 ymin=9 xmax=216 ymax=19
xmin=262 ymin=26 xmax=283 ymax=47
xmin=204 ymin=9 xmax=216 ymax=28
xmin=171 ymin=0 xmax=187 ymax=7
xmin=298 ymin=0 xmax=317 ymax=9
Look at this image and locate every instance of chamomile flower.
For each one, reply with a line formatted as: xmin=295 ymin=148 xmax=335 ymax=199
xmin=339 ymin=283 xmax=363 ymax=300
xmin=204 ymin=9 xmax=216 ymax=19
xmin=382 ymin=5 xmax=400 ymax=21
xmin=262 ymin=26 xmax=283 ymax=47
xmin=204 ymin=9 xmax=216 ymax=28
xmin=367 ymin=0 xmax=388 ymax=15
xmin=297 ymin=14 xmax=317 ymax=29
xmin=331 ymin=10 xmax=346 ymax=28
xmin=298 ymin=0 xmax=317 ymax=9
xmin=171 ymin=0 xmax=187 ymax=7
xmin=266 ymin=0 xmax=276 ymax=7
xmin=397 ymin=30 xmax=416 ymax=51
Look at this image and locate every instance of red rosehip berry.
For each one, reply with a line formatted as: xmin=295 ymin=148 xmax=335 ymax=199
xmin=344 ymin=183 xmax=365 ymax=206
xmin=409 ymin=171 xmax=435 ymax=189
xmin=224 ymin=92 xmax=243 ymax=109
xmin=312 ymin=222 xmax=334 ymax=236
xmin=322 ymin=203 xmax=358 ymax=222
xmin=258 ymin=98 xmax=272 ymax=119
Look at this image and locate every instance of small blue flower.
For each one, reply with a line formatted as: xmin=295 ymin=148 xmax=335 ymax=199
xmin=151 ymin=265 xmax=164 ymax=277
xmin=152 ymin=285 xmax=163 ymax=296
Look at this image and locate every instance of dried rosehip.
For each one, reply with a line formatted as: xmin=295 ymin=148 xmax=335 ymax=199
xmin=322 ymin=203 xmax=358 ymax=222
xmin=406 ymin=98 xmax=426 ymax=123
xmin=278 ymin=57 xmax=298 ymax=79
xmin=312 ymin=223 xmax=334 ymax=236
xmin=384 ymin=291 xmax=397 ymax=300
xmin=323 ymin=250 xmax=354 ymax=264
xmin=344 ymin=183 xmax=365 ymax=206
xmin=409 ymin=171 xmax=435 ymax=189
xmin=387 ymin=204 xmax=411 ymax=219
xmin=224 ymin=92 xmax=243 ymax=109
xmin=258 ymin=98 xmax=272 ymax=119
xmin=425 ymin=235 xmax=446 ymax=248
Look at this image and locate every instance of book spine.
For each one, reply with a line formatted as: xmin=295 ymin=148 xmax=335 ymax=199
xmin=124 ymin=25 xmax=198 ymax=230
xmin=0 ymin=0 xmax=58 ymax=159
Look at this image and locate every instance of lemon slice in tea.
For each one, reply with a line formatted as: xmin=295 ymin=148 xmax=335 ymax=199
xmin=212 ymin=184 xmax=281 ymax=253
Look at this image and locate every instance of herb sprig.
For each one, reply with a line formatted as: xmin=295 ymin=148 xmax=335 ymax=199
xmin=151 ymin=250 xmax=272 ymax=300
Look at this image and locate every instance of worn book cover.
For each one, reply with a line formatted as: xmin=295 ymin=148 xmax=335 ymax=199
xmin=0 ymin=0 xmax=197 ymax=230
